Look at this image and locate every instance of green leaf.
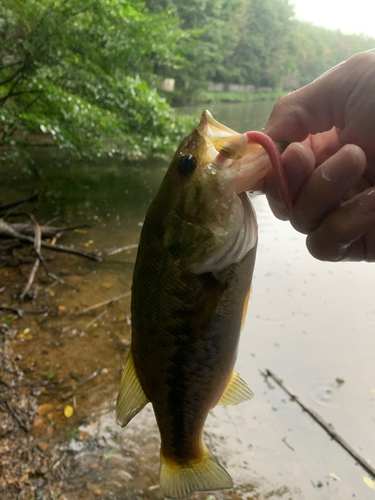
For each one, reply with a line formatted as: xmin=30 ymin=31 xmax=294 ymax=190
xmin=104 ymin=448 xmax=116 ymax=460
xmin=2 ymin=315 xmax=15 ymax=325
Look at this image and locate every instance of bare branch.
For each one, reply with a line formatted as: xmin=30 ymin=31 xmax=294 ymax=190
xmin=263 ymin=369 xmax=375 ymax=479
xmin=0 ymin=219 xmax=103 ymax=261
xmin=79 ymin=292 xmax=131 ymax=314
xmin=28 ymin=214 xmax=65 ymax=285
xmin=105 ymin=244 xmax=138 ymax=256
xmin=20 ymin=214 xmax=42 ymax=301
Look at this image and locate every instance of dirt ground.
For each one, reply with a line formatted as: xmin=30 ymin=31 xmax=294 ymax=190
xmin=0 ymin=237 xmax=136 ymax=500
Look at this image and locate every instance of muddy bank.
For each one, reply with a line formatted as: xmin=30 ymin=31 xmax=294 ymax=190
xmin=0 ymin=236 xmax=134 ymax=499
xmin=0 ymin=232 xmax=266 ymax=500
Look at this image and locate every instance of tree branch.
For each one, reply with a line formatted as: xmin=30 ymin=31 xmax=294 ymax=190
xmin=263 ymin=369 xmax=375 ymax=479
xmin=0 ymin=219 xmax=103 ymax=261
xmin=20 ymin=215 xmax=42 ymax=301
xmin=0 ymin=72 xmax=26 ymax=108
xmin=0 ymin=57 xmax=30 ymax=87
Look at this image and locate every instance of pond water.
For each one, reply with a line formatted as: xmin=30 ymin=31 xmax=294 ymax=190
xmin=1 ymin=100 xmax=375 ymax=500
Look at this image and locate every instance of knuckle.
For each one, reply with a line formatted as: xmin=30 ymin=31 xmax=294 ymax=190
xmin=346 ymin=51 xmax=375 ymax=67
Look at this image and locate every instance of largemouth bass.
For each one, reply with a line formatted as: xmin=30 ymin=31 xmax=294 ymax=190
xmin=116 ymin=111 xmax=291 ymax=498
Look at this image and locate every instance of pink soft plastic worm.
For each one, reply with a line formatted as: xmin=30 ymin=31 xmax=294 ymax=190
xmin=246 ymin=131 xmax=293 ymax=214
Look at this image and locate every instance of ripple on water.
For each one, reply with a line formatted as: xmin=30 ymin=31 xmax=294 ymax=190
xmin=308 ymin=382 xmax=344 ymax=408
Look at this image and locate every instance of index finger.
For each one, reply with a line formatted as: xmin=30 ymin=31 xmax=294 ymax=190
xmin=263 ymin=53 xmax=371 ymax=143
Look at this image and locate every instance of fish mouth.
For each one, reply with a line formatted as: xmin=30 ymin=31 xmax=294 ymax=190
xmin=198 ymin=110 xmax=241 ymax=139
xmin=198 ymin=111 xmax=272 ymax=194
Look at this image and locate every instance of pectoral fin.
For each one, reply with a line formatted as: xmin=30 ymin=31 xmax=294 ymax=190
xmin=217 ymin=370 xmax=253 ymax=406
xmin=116 ymin=349 xmax=149 ymax=427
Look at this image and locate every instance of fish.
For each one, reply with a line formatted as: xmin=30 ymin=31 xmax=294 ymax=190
xmin=116 ymin=110 xmax=291 ymax=499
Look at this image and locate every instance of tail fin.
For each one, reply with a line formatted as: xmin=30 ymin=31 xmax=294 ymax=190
xmin=160 ymin=446 xmax=233 ymax=499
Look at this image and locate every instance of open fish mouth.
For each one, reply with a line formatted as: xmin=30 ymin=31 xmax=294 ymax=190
xmin=198 ymin=110 xmax=292 ymax=213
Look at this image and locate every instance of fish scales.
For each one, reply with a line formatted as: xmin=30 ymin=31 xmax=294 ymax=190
xmin=116 ymin=110 xmax=291 ymax=499
xmin=131 ymin=204 xmax=256 ymax=462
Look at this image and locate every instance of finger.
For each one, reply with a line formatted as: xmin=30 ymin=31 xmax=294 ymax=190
xmin=306 ymin=187 xmax=375 ymax=262
xmin=290 ymin=145 xmax=367 ymax=233
xmin=263 ymin=53 xmax=373 ymax=143
xmin=263 ymin=82 xmax=345 ymax=142
xmin=304 ymin=127 xmax=342 ymax=165
xmin=265 ymin=143 xmax=315 ymax=220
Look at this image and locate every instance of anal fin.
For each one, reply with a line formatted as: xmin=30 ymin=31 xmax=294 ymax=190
xmin=160 ymin=445 xmax=232 ymax=499
xmin=217 ymin=370 xmax=253 ymax=406
xmin=116 ymin=349 xmax=149 ymax=427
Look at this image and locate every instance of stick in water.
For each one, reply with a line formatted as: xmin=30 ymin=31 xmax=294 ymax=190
xmin=78 ymin=292 xmax=131 ymax=314
xmin=263 ymin=368 xmax=375 ymax=479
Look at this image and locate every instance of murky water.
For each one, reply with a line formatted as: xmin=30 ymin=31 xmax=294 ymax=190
xmin=1 ymin=100 xmax=375 ymax=500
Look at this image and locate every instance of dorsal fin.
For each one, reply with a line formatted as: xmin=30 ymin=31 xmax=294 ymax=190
xmin=217 ymin=370 xmax=253 ymax=406
xmin=116 ymin=349 xmax=149 ymax=427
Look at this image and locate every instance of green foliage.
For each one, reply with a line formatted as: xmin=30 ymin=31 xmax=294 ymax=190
xmin=146 ymin=0 xmax=296 ymax=90
xmin=0 ymin=0 xmax=195 ymax=162
xmin=2 ymin=314 xmax=15 ymax=324
xmin=291 ymin=21 xmax=375 ymax=86
xmin=1 ymin=0 xmax=375 ymax=165
xmin=42 ymin=369 xmax=56 ymax=379
xmin=214 ymin=0 xmax=375 ymax=88
xmin=145 ymin=0 xmax=247 ymax=99
xmin=66 ymin=427 xmax=80 ymax=440
xmin=226 ymin=0 xmax=295 ymax=87
xmin=151 ymin=0 xmax=375 ymax=92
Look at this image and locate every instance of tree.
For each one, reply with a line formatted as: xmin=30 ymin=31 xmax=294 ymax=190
xmin=0 ymin=0 xmax=195 ymax=164
xmin=219 ymin=0 xmax=295 ymax=87
xmin=291 ymin=21 xmax=375 ymax=86
xmin=145 ymin=0 xmax=247 ymax=99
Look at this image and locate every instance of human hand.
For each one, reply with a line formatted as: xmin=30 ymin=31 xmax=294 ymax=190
xmin=263 ymin=51 xmax=375 ymax=262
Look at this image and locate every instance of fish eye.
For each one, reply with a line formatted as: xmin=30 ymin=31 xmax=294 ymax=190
xmin=177 ymin=153 xmax=197 ymax=176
